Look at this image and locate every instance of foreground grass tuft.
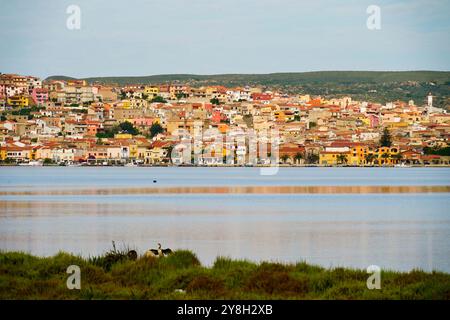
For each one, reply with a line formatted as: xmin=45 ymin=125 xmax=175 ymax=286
xmin=0 ymin=250 xmax=449 ymax=300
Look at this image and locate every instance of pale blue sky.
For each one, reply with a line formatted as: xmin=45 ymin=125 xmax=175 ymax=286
xmin=0 ymin=0 xmax=449 ymax=78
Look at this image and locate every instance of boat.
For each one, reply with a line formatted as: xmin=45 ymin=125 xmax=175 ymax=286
xmin=395 ymin=163 xmax=411 ymax=168
xmin=18 ymin=161 xmax=43 ymax=166
xmin=124 ymin=162 xmax=138 ymax=167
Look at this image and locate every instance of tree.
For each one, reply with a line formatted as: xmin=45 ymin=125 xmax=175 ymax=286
xmin=337 ymin=154 xmax=348 ymax=165
xmin=96 ymin=121 xmax=140 ymax=138
xmin=280 ymin=154 xmax=289 ymax=164
xmin=294 ymin=152 xmax=303 ymax=164
xmin=380 ymin=127 xmax=392 ymax=147
xmin=381 ymin=152 xmax=390 ymax=164
xmin=96 ymin=131 xmax=114 ymax=139
xmin=392 ymin=153 xmax=403 ymax=163
xmin=149 ymin=122 xmax=164 ymax=138
xmin=306 ymin=153 xmax=319 ymax=164
xmin=423 ymin=146 xmax=450 ymax=156
xmin=210 ymin=98 xmax=220 ymax=105
xmin=151 ymin=96 xmax=167 ymax=103
xmin=3 ymin=157 xmax=15 ymax=164
xmin=119 ymin=92 xmax=127 ymax=100
xmin=176 ymin=93 xmax=187 ymax=100
xmin=365 ymin=153 xmax=376 ymax=165
xmin=118 ymin=121 xmax=139 ymax=135
xmin=164 ymin=145 xmax=174 ymax=164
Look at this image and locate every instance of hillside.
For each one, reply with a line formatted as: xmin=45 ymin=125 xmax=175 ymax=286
xmin=46 ymin=71 xmax=450 ymax=108
xmin=46 ymin=71 xmax=450 ymax=86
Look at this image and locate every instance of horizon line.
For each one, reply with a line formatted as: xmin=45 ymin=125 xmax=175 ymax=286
xmin=38 ymin=69 xmax=450 ymax=80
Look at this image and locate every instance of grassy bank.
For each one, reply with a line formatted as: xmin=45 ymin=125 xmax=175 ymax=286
xmin=0 ymin=250 xmax=449 ymax=300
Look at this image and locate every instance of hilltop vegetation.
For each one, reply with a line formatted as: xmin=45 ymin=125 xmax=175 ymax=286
xmin=46 ymin=71 xmax=450 ymax=109
xmin=1 ymin=250 xmax=449 ymax=300
xmin=46 ymin=71 xmax=450 ymax=86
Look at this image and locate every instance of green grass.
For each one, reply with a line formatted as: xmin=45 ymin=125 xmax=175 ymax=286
xmin=0 ymin=251 xmax=449 ymax=300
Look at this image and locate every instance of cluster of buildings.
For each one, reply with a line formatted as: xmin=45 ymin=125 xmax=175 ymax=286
xmin=1 ymin=73 xmax=449 ymax=166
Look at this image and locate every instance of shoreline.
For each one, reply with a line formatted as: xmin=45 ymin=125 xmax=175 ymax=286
xmin=1 ymin=164 xmax=450 ymax=168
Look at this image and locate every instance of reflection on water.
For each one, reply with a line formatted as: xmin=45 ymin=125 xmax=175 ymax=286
xmin=1 ymin=167 xmax=450 ymax=191
xmin=1 ymin=185 xmax=449 ymax=196
xmin=0 ymin=167 xmax=449 ymax=272
xmin=1 ymin=193 xmax=450 ymax=272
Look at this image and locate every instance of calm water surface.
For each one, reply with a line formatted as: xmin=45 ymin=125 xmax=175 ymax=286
xmin=1 ymin=167 xmax=449 ymax=272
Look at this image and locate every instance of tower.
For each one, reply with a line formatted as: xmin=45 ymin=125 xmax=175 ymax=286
xmin=427 ymin=92 xmax=433 ymax=113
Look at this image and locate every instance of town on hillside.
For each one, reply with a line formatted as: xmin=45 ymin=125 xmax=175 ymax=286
xmin=1 ymin=73 xmax=449 ymax=167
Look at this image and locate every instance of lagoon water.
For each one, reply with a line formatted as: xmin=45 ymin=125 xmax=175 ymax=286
xmin=1 ymin=167 xmax=450 ymax=272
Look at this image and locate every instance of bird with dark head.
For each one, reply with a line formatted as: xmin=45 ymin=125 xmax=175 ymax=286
xmin=145 ymin=243 xmax=172 ymax=258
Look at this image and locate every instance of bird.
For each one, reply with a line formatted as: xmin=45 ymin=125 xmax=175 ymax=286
xmin=144 ymin=243 xmax=172 ymax=258
xmin=127 ymin=250 xmax=138 ymax=261
xmin=162 ymin=246 xmax=173 ymax=255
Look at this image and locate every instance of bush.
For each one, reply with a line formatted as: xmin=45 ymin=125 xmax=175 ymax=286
xmin=160 ymin=250 xmax=201 ymax=269
xmin=151 ymin=96 xmax=167 ymax=103
xmin=245 ymin=269 xmax=309 ymax=296
xmin=186 ymin=275 xmax=226 ymax=297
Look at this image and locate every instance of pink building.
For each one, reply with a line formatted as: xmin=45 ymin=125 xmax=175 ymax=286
xmin=367 ymin=114 xmax=380 ymax=128
xmin=211 ymin=110 xmax=222 ymax=123
xmin=131 ymin=117 xmax=155 ymax=126
xmin=31 ymin=88 xmax=49 ymax=105
xmin=251 ymin=93 xmax=272 ymax=101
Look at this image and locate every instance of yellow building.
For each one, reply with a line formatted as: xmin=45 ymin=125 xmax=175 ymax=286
xmin=114 ymin=133 xmax=133 ymax=139
xmin=355 ymin=115 xmax=370 ymax=127
xmin=145 ymin=147 xmax=167 ymax=164
xmin=348 ymin=145 xmax=370 ymax=165
xmin=136 ymin=145 xmax=148 ymax=160
xmin=7 ymin=96 xmax=29 ymax=108
xmin=373 ymin=146 xmax=400 ymax=165
xmin=320 ymin=145 xmax=400 ymax=166
xmin=129 ymin=144 xmax=138 ymax=159
xmin=274 ymin=111 xmax=286 ymax=122
xmin=0 ymin=147 xmax=6 ymax=161
xmin=144 ymin=86 xmax=159 ymax=99
xmin=319 ymin=151 xmax=350 ymax=165
xmin=116 ymin=100 xmax=131 ymax=109
xmin=385 ymin=122 xmax=408 ymax=129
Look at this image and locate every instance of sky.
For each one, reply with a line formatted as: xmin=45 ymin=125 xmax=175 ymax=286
xmin=0 ymin=0 xmax=449 ymax=78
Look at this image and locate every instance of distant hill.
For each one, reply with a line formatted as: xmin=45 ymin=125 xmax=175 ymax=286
xmin=45 ymin=75 xmax=78 ymax=81
xmin=46 ymin=71 xmax=450 ymax=108
xmin=46 ymin=71 xmax=450 ymax=87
